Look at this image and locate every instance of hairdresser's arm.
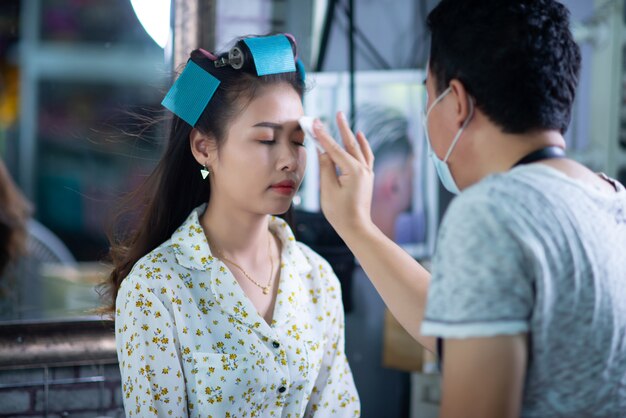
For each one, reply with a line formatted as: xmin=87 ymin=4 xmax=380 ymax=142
xmin=440 ymin=335 xmax=527 ymax=418
xmin=314 ymin=113 xmax=436 ymax=353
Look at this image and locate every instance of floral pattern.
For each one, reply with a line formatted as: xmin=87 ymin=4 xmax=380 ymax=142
xmin=115 ymin=205 xmax=360 ymax=417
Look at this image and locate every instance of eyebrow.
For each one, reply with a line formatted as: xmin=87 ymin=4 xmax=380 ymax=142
xmin=252 ymin=122 xmax=302 ymax=132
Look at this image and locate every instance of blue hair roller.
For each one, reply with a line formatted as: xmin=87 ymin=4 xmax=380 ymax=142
xmin=161 ymin=60 xmax=221 ymax=127
xmin=243 ymin=35 xmax=296 ymax=76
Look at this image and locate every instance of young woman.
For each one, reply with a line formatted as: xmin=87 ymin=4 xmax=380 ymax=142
xmin=102 ymin=34 xmax=359 ymax=417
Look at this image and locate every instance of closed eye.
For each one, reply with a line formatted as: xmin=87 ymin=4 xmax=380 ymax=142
xmin=259 ymin=140 xmax=276 ymax=145
xmin=292 ymin=131 xmax=305 ymax=146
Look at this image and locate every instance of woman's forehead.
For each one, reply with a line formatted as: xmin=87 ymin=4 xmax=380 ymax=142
xmin=232 ymin=85 xmax=304 ymax=128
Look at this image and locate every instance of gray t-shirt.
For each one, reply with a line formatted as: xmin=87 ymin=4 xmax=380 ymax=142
xmin=421 ymin=164 xmax=626 ymax=418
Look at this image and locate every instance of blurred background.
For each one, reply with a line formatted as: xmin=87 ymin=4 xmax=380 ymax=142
xmin=0 ymin=0 xmax=624 ymax=417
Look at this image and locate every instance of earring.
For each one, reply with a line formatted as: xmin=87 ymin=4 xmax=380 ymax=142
xmin=200 ymin=164 xmax=210 ymax=179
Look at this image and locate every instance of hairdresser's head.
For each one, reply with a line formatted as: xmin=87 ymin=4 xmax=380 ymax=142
xmin=427 ymin=0 xmax=581 ymax=135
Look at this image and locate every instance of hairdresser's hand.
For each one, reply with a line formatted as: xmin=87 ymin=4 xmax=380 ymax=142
xmin=315 ymin=112 xmax=376 ymax=238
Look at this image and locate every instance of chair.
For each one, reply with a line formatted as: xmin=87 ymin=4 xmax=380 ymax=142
xmin=26 ymin=219 xmax=77 ymax=266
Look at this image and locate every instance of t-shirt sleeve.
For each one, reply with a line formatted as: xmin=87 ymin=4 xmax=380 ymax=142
xmin=421 ymin=192 xmax=535 ymax=339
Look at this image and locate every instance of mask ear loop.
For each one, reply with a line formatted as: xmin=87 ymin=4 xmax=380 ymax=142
xmin=443 ymin=96 xmax=475 ymax=162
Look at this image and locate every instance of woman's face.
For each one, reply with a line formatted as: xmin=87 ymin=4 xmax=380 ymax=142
xmin=208 ymin=83 xmax=306 ymax=216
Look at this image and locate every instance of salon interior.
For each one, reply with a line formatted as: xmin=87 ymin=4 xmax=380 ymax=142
xmin=0 ymin=0 xmax=624 ymax=417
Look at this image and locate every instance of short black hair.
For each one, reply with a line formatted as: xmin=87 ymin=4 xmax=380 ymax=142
xmin=427 ymin=0 xmax=581 ymax=134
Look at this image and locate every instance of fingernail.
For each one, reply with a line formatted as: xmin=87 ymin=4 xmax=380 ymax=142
xmin=313 ymin=119 xmax=323 ymax=131
xmin=339 ymin=111 xmax=347 ymax=121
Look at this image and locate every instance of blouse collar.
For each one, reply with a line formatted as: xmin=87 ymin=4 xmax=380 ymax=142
xmin=168 ymin=204 xmax=312 ymax=335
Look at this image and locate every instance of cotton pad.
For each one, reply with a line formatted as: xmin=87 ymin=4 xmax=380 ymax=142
xmin=298 ymin=116 xmax=325 ymax=153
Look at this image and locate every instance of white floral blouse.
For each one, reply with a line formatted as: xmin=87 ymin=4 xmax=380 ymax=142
xmin=115 ymin=205 xmax=360 ymax=417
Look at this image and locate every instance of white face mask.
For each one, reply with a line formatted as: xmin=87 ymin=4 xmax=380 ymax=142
xmin=422 ymin=86 xmax=474 ymax=195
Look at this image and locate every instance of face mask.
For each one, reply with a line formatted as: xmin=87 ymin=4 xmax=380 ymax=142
xmin=422 ymin=86 xmax=474 ymax=195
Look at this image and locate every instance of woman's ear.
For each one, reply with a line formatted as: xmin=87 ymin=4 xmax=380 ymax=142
xmin=449 ymin=79 xmax=472 ymax=127
xmin=189 ymin=128 xmax=217 ymax=167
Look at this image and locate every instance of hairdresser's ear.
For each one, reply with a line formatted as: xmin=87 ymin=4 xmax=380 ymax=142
xmin=190 ymin=128 xmax=217 ymax=166
xmin=449 ymin=79 xmax=472 ymax=127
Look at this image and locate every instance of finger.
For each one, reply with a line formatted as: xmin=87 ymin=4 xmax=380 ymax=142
xmin=336 ymin=112 xmax=366 ymax=165
xmin=314 ymin=119 xmax=358 ymax=174
xmin=356 ymin=131 xmax=375 ymax=170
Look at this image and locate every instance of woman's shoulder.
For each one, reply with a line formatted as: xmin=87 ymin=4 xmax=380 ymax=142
xmin=121 ymin=240 xmax=181 ymax=288
xmin=124 ymin=206 xmax=209 ymax=283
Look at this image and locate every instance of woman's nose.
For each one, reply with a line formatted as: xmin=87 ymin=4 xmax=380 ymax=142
xmin=277 ymin=141 xmax=300 ymax=172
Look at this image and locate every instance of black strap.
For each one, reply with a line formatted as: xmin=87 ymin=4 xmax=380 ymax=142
xmin=436 ymin=337 xmax=444 ymax=372
xmin=513 ymin=146 xmax=566 ymax=167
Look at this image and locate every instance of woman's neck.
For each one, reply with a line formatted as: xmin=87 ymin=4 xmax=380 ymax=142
xmin=200 ymin=198 xmax=272 ymax=263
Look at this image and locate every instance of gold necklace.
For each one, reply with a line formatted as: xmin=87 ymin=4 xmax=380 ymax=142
xmin=210 ymin=232 xmax=275 ymax=295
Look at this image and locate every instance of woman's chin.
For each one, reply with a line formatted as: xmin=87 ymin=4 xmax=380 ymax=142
xmin=267 ymin=202 xmax=293 ymax=216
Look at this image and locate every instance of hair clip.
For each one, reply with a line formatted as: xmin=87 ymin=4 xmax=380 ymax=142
xmin=199 ymin=48 xmax=218 ymax=61
xmin=214 ymin=46 xmax=244 ymax=69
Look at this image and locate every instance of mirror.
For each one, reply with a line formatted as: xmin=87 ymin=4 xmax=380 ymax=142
xmin=0 ymin=0 xmax=168 ymax=321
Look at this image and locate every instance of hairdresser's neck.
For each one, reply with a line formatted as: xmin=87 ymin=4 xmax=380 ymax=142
xmin=200 ymin=197 xmax=271 ymax=262
xmin=455 ymin=119 xmax=566 ymax=190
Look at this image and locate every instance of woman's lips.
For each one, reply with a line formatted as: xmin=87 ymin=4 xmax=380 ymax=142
xmin=270 ymin=181 xmax=296 ymax=195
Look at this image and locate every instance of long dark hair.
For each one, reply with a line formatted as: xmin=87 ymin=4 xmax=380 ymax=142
xmin=100 ymin=35 xmax=305 ymax=316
